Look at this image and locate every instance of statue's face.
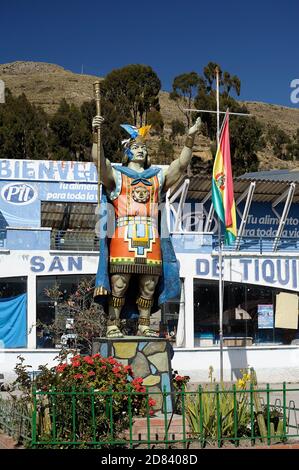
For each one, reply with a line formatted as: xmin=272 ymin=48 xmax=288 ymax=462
xmin=129 ymin=142 xmax=148 ymax=164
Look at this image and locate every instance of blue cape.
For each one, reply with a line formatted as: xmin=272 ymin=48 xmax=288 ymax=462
xmin=94 ymin=166 xmax=181 ymax=317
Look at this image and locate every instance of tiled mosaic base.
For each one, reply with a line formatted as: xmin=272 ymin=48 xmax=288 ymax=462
xmin=92 ymin=337 xmax=174 ymax=413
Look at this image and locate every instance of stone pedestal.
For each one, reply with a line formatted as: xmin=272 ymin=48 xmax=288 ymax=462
xmin=92 ymin=337 xmax=174 ymax=413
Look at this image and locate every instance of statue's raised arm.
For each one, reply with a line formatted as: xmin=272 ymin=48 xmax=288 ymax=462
xmin=163 ymin=117 xmax=201 ymax=191
xmin=91 ymin=115 xmax=116 ymax=192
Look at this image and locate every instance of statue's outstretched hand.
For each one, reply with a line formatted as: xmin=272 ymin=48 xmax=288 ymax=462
xmin=92 ymin=115 xmax=105 ymax=130
xmin=188 ymin=117 xmax=201 ymax=136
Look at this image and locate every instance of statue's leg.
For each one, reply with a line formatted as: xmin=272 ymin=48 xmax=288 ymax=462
xmin=136 ymin=274 xmax=159 ymax=337
xmin=107 ymin=273 xmax=131 ymax=338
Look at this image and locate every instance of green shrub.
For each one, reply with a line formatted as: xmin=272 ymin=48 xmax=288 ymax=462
xmin=186 ymin=370 xmax=251 ymax=444
xmin=10 ymin=353 xmax=156 ymax=447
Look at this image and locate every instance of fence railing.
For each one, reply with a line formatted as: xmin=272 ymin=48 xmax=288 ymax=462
xmin=51 ymin=230 xmax=99 ymax=251
xmin=1 ymin=228 xmax=299 ymax=253
xmin=1 ymin=383 xmax=299 ymax=448
xmin=213 ymin=235 xmax=299 ymax=253
xmin=0 ymin=396 xmax=31 ymax=445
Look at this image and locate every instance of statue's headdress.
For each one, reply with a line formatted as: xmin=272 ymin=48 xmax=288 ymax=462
xmin=120 ymin=124 xmax=151 ymax=160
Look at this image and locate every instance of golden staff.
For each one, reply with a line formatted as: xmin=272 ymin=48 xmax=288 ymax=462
xmin=93 ymin=80 xmax=101 ymax=205
xmin=93 ymin=80 xmax=108 ymax=299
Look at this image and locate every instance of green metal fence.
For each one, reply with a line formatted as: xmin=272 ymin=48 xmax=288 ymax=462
xmin=1 ymin=384 xmax=299 ymax=448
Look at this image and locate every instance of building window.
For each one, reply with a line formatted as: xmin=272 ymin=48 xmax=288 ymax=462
xmin=194 ymin=279 xmax=299 ymax=347
xmin=0 ymin=277 xmax=27 ymax=298
xmin=36 ymin=274 xmax=93 ymax=349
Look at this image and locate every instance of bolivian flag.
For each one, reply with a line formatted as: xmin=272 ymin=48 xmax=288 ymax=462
xmin=212 ymin=112 xmax=237 ymax=245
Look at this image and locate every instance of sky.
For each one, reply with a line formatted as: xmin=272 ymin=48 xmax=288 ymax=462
xmin=1 ymin=0 xmax=298 ymax=107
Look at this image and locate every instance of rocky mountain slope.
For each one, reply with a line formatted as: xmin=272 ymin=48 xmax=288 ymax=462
xmin=1 ymin=61 xmax=298 ymax=171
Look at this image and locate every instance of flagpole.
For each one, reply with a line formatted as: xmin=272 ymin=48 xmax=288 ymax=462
xmin=215 ymin=67 xmax=224 ymax=383
xmin=216 ymin=67 xmax=220 ymax=147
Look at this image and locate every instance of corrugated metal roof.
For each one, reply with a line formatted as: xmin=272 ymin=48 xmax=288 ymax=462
xmin=183 ymin=173 xmax=299 ymax=204
xmin=40 ymin=169 xmax=299 ymax=231
xmin=41 ymin=202 xmax=97 ymax=229
xmin=239 ymin=169 xmax=299 ymax=183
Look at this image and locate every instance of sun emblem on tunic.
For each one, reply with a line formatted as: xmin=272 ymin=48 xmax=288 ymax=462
xmin=132 ymin=186 xmax=150 ymax=203
xmin=215 ymin=172 xmax=225 ymax=191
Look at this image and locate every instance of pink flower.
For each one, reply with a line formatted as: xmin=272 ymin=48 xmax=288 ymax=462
xmin=88 ymin=371 xmax=96 ymax=377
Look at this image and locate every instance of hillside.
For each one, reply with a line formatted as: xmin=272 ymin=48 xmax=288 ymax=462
xmin=0 ymin=61 xmax=100 ymax=114
xmin=1 ymin=61 xmax=298 ymax=171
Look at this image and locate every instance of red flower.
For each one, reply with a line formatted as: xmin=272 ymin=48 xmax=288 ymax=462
xmin=72 ymin=360 xmax=81 ymax=368
xmin=175 ymin=375 xmax=184 ymax=381
xmin=92 ymin=353 xmax=101 ymax=359
xmin=71 ymin=355 xmax=81 ymax=362
xmin=73 ymin=374 xmax=83 ymax=380
xmin=124 ymin=365 xmax=133 ymax=375
xmin=83 ymin=356 xmax=94 ymax=365
xmin=149 ymin=410 xmax=155 ymax=416
xmin=132 ymin=382 xmax=146 ymax=393
xmin=112 ymin=366 xmax=121 ymax=375
xmin=148 ymin=398 xmax=156 ymax=407
xmin=132 ymin=377 xmax=143 ymax=385
xmin=56 ymin=363 xmax=67 ymax=373
xmin=108 ymin=357 xmax=117 ymax=365
xmin=88 ymin=371 xmax=96 ymax=377
xmin=101 ymin=366 xmax=107 ymax=370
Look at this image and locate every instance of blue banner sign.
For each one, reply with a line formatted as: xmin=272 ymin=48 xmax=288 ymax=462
xmin=0 ymin=160 xmax=98 ymax=229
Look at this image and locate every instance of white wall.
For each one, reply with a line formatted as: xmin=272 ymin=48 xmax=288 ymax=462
xmin=2 ymin=346 xmax=299 ymax=385
xmin=0 ymin=349 xmax=58 ymax=383
xmin=172 ymin=345 xmax=299 ymax=383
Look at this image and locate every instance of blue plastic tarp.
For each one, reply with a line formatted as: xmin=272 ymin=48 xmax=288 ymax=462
xmin=0 ymin=293 xmax=27 ymax=348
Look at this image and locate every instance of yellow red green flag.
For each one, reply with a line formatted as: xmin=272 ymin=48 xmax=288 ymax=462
xmin=212 ymin=113 xmax=237 ymax=245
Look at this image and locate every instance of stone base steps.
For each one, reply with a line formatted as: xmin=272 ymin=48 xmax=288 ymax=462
xmin=124 ymin=414 xmax=191 ymax=443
